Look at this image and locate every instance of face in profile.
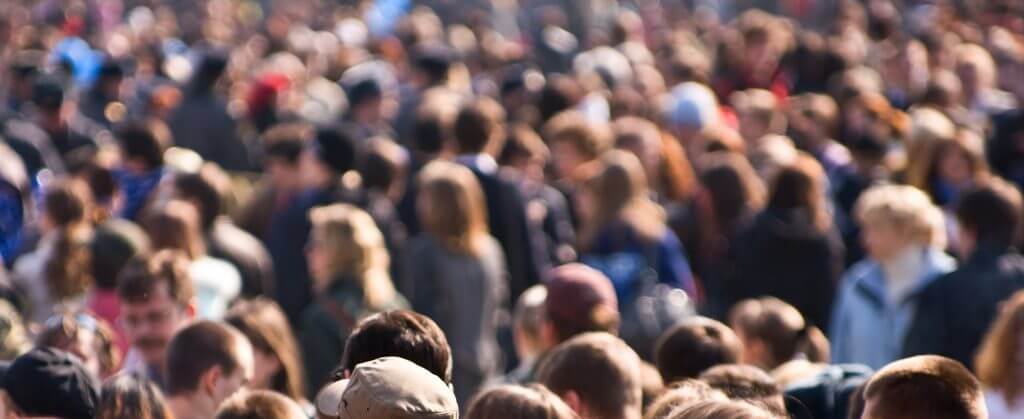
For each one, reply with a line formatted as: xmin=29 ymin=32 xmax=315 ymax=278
xmin=212 ymin=340 xmax=255 ymax=407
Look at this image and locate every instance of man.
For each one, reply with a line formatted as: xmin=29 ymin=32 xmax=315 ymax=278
xmin=536 ymin=332 xmax=643 ymax=419
xmin=215 ymin=390 xmax=307 ymax=419
xmin=165 ymin=321 xmax=255 ymax=419
xmin=339 ymin=310 xmax=453 ymax=384
xmin=699 ymin=364 xmax=787 ymax=416
xmin=903 ymin=179 xmax=1024 ymax=367
xmin=117 ymin=250 xmax=197 ymax=387
xmin=654 ymin=317 xmax=744 ymax=384
xmin=113 ymin=119 xmax=170 ymax=221
xmin=314 ymin=356 xmax=458 ymax=419
xmin=0 ymin=347 xmax=101 ymax=419
xmin=861 ymin=355 xmax=987 ymax=419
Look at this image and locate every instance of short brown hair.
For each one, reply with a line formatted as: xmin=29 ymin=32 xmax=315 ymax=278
xmin=466 ymin=384 xmax=579 ymax=419
xmin=97 ymin=373 xmax=172 ymax=419
xmin=655 ymin=317 xmax=743 ymax=384
xmin=543 ymin=110 xmax=612 ymax=160
xmin=667 ymin=400 xmax=778 ymax=419
xmin=454 ymin=97 xmax=507 ymax=155
xmin=955 ymin=177 xmax=1023 ymax=247
xmin=215 ymin=390 xmax=305 ymax=419
xmin=340 ymin=310 xmax=453 ymax=384
xmin=698 ymin=365 xmax=785 ymax=416
xmin=116 ymin=250 xmax=195 ymax=306
xmin=536 ymin=332 xmax=642 ymax=419
xmin=863 ymin=355 xmax=986 ymax=419
xmin=165 ymin=321 xmax=249 ymax=396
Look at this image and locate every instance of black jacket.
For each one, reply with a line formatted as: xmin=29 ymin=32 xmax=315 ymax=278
xmin=902 ymin=242 xmax=1024 ymax=369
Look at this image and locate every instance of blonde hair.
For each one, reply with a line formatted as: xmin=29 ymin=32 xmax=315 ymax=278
xmin=976 ymin=290 xmax=1024 ymax=409
xmin=417 ymin=161 xmax=491 ymax=255
xmin=578 ymin=150 xmax=667 ymax=250
xmin=854 ymin=184 xmax=947 ymax=249
xmin=308 ymin=204 xmax=397 ymax=310
xmin=955 ymin=43 xmax=998 ymax=90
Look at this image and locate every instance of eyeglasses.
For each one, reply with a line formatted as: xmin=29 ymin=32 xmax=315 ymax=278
xmin=119 ymin=306 xmax=178 ymax=330
xmin=44 ymin=312 xmax=100 ymax=334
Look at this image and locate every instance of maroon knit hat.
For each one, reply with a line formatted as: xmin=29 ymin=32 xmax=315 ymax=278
xmin=544 ymin=263 xmax=619 ymax=327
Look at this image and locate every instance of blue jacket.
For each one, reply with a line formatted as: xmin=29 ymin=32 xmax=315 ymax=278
xmin=830 ymin=248 xmax=955 ymax=369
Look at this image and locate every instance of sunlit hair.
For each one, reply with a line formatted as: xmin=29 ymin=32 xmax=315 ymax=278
xmin=40 ymin=178 xmax=94 ymax=300
xmin=96 ymin=373 xmax=173 ymax=419
xmin=729 ymin=297 xmax=830 ymax=370
xmin=905 ymin=130 xmax=990 ymax=203
xmin=145 ymin=200 xmax=206 ymax=259
xmin=308 ymin=204 xmax=397 ymax=310
xmin=578 ymin=149 xmax=667 ymax=250
xmin=955 ymin=43 xmax=998 ymax=90
xmin=226 ymin=298 xmax=306 ymax=401
xmin=416 ymin=160 xmax=491 ymax=255
xmin=854 ymin=184 xmax=947 ymax=249
xmin=976 ymin=290 xmax=1024 ymax=409
xmin=766 ymin=153 xmax=830 ymax=232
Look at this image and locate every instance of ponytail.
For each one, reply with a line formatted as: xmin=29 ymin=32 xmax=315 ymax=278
xmin=794 ymin=325 xmax=830 ymax=364
xmin=44 ymin=224 xmax=93 ymax=300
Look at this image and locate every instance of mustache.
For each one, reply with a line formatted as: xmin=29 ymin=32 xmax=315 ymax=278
xmin=135 ymin=337 xmax=167 ymax=350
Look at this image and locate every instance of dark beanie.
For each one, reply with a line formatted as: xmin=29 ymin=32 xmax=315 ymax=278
xmin=1 ymin=347 xmax=100 ymax=419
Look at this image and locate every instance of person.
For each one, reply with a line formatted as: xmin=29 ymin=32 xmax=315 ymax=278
xmin=300 ymin=203 xmax=407 ymax=393
xmin=502 ymin=284 xmax=548 ymax=384
xmin=235 ymin=123 xmax=309 ymax=239
xmin=225 ymin=298 xmax=307 ymax=405
xmin=974 ymin=290 xmax=1024 ymax=418
xmin=466 ymin=384 xmax=580 ymax=419
xmin=87 ymin=204 xmax=149 ymax=354
xmin=164 ymin=320 xmax=255 ymax=419
xmin=724 ymin=153 xmax=844 ymax=330
xmin=729 ymin=297 xmax=830 ymax=378
xmin=144 ymin=200 xmax=242 ymax=320
xmin=12 ymin=178 xmax=93 ymax=324
xmin=0 ymin=347 xmax=101 ymax=419
xmin=215 ymin=390 xmax=308 ymax=419
xmin=861 ymin=355 xmax=987 ymax=419
xmin=645 ymin=380 xmax=728 ymax=419
xmin=36 ymin=310 xmax=121 ymax=379
xmin=666 ymin=399 xmax=777 ymax=419
xmin=655 ymin=317 xmax=743 ymax=384
xmin=536 ymin=332 xmax=643 ymax=419
xmin=903 ymin=178 xmax=1024 ymax=367
xmin=698 ymin=364 xmax=787 ymax=416
xmin=543 ymin=110 xmax=612 ymax=190
xmin=117 ymin=250 xmax=197 ymax=387
xmin=314 ymin=356 xmax=459 ymax=419
xmin=829 ymin=185 xmax=954 ymax=369
xmin=172 ymin=165 xmax=275 ymax=297
xmin=96 ymin=373 xmax=173 ymax=419
xmin=785 ymin=93 xmax=851 ymax=180
xmin=338 ymin=310 xmax=453 ymax=384
xmin=403 ymin=160 xmax=507 ymax=405
xmin=112 ymin=120 xmax=169 ymax=221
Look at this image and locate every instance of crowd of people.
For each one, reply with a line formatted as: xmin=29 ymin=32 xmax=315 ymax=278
xmin=1 ymin=0 xmax=1024 ymax=417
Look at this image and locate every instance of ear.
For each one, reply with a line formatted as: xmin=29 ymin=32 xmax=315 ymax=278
xmin=561 ymin=390 xmax=585 ymax=417
xmin=184 ymin=300 xmax=198 ymax=321
xmin=201 ymin=365 xmax=224 ymax=396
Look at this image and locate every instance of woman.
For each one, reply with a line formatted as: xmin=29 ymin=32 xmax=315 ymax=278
xmin=96 ymin=373 xmax=173 ymax=419
xmin=729 ymin=297 xmax=830 ymax=385
xmin=465 ymin=384 xmax=580 ymax=419
xmin=403 ymin=160 xmax=507 ymax=407
xmin=226 ymin=298 xmax=309 ymax=412
xmin=144 ymin=200 xmax=241 ymax=320
xmin=13 ymin=179 xmax=93 ymax=324
xmin=976 ymin=290 xmax=1024 ymax=419
xmin=301 ymin=203 xmax=407 ymax=394
xmin=37 ymin=311 xmax=121 ymax=379
xmin=725 ymin=153 xmax=844 ymax=330
xmin=830 ymin=184 xmax=955 ymax=369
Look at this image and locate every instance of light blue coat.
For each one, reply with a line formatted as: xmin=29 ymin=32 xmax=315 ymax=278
xmin=829 ymin=249 xmax=956 ymax=369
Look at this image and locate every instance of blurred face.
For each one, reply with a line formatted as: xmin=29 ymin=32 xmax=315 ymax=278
xmin=861 ymin=220 xmax=914 ymax=262
xmin=739 ymin=112 xmax=770 ymax=144
xmin=550 ymin=140 xmax=587 ymax=180
xmin=120 ymin=283 xmax=193 ymax=367
xmin=265 ymin=157 xmax=302 ymax=192
xmin=305 ymin=228 xmax=331 ymax=287
xmin=936 ymin=147 xmax=973 ymax=186
xmin=251 ymin=348 xmax=281 ymax=390
xmin=300 ymin=148 xmax=333 ymax=188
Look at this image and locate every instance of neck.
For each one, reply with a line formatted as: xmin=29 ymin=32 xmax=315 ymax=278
xmin=879 ymin=245 xmax=928 ymax=302
xmin=168 ymin=393 xmax=216 ymax=419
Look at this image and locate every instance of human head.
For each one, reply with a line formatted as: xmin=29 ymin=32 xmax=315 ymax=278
xmin=314 ymin=356 xmax=458 ymax=419
xmin=39 ymin=178 xmax=94 ymax=300
xmin=732 ymin=89 xmax=785 ymax=145
xmin=262 ymin=123 xmax=312 ymax=192
xmin=36 ymin=311 xmax=121 ymax=379
xmin=466 ymin=384 xmax=580 ymax=419
xmin=225 ymin=298 xmax=306 ymax=401
xmin=954 ymin=44 xmax=997 ymax=101
xmin=416 ymin=160 xmax=490 ymax=254
xmin=543 ymin=110 xmax=612 ymax=180
xmin=90 ymin=218 xmax=149 ymax=290
xmin=144 ymin=200 xmax=206 ymax=259
xmin=862 ymin=355 xmax=987 ymax=419
xmin=536 ymin=332 xmax=643 ymax=419
xmin=578 ymin=150 xmax=665 ymax=249
xmin=358 ymin=138 xmax=409 ymax=200
xmin=1 ymin=347 xmax=101 ymax=419
xmin=644 ymin=379 xmax=728 ymax=419
xmin=655 ymin=317 xmax=743 ymax=384
xmin=975 ymin=290 xmax=1024 ymax=408
xmin=854 ymin=185 xmax=946 ymax=262
xmin=699 ymin=151 xmax=766 ymax=230
xmin=544 ymin=264 xmax=620 ymax=345
xmin=666 ymin=399 xmax=777 ymax=419
xmin=165 ymin=321 xmax=254 ymax=408
xmin=215 ymin=390 xmax=307 ymax=419
xmin=454 ymin=97 xmax=507 ymax=156
xmin=767 ymin=153 xmax=830 ymax=232
xmin=172 ymin=164 xmax=231 ymax=231
xmin=729 ymin=297 xmax=829 ymax=371
xmin=117 ymin=250 xmax=197 ymax=367
xmin=954 ymin=177 xmax=1024 ymax=257
xmin=307 ymin=203 xmax=397 ymax=310
xmin=699 ymin=365 xmax=786 ymax=416
xmin=96 ymin=373 xmax=173 ymax=419
xmin=115 ymin=120 xmax=170 ymax=173
xmin=499 ymin=124 xmax=550 ymax=181
xmin=340 ymin=310 xmax=453 ymax=384
xmin=300 ymin=126 xmax=357 ymax=188
xmin=514 ymin=284 xmax=549 ymax=361
xmin=786 ymin=93 xmax=838 ymax=149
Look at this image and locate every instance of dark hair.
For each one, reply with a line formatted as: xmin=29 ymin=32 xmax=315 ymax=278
xmin=359 ymin=139 xmax=408 ymax=195
xmin=655 ymin=317 xmax=743 ymax=384
xmin=667 ymin=400 xmax=778 ymax=419
xmin=699 ymin=365 xmax=786 ymax=416
xmin=214 ymin=390 xmax=304 ymax=419
xmin=144 ymin=200 xmax=205 ymax=259
xmin=116 ymin=250 xmax=195 ymax=306
xmin=41 ymin=179 xmax=94 ymax=300
xmin=536 ymin=333 xmax=643 ymax=419
xmin=537 ymin=75 xmax=582 ymax=123
xmin=225 ymin=299 xmax=306 ymax=401
xmin=454 ymin=97 xmax=507 ymax=155
xmin=172 ymin=165 xmax=229 ymax=230
xmin=340 ymin=310 xmax=453 ymax=383
xmin=262 ymin=123 xmax=312 ymax=164
xmin=466 ymin=384 xmax=580 ymax=419
xmin=165 ymin=321 xmax=247 ymax=396
xmin=729 ymin=297 xmax=830 ymax=369
xmin=115 ymin=120 xmax=169 ymax=170
xmin=955 ymin=177 xmax=1023 ymax=247
xmin=499 ymin=124 xmax=549 ymax=167
xmin=97 ymin=373 xmax=172 ymax=419
xmin=863 ymin=355 xmax=986 ymax=419
xmin=767 ymin=153 xmax=830 ymax=232
xmin=90 ymin=220 xmax=149 ymax=290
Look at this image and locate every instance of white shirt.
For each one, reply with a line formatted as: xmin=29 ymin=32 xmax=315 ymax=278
xmin=985 ymin=389 xmax=1024 ymax=419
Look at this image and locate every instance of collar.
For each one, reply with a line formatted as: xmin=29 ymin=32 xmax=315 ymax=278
xmin=855 ymin=248 xmax=955 ymax=306
xmin=456 ymin=153 xmax=498 ymax=175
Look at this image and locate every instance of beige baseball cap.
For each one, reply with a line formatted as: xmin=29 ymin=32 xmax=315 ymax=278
xmin=315 ymin=357 xmax=459 ymax=419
